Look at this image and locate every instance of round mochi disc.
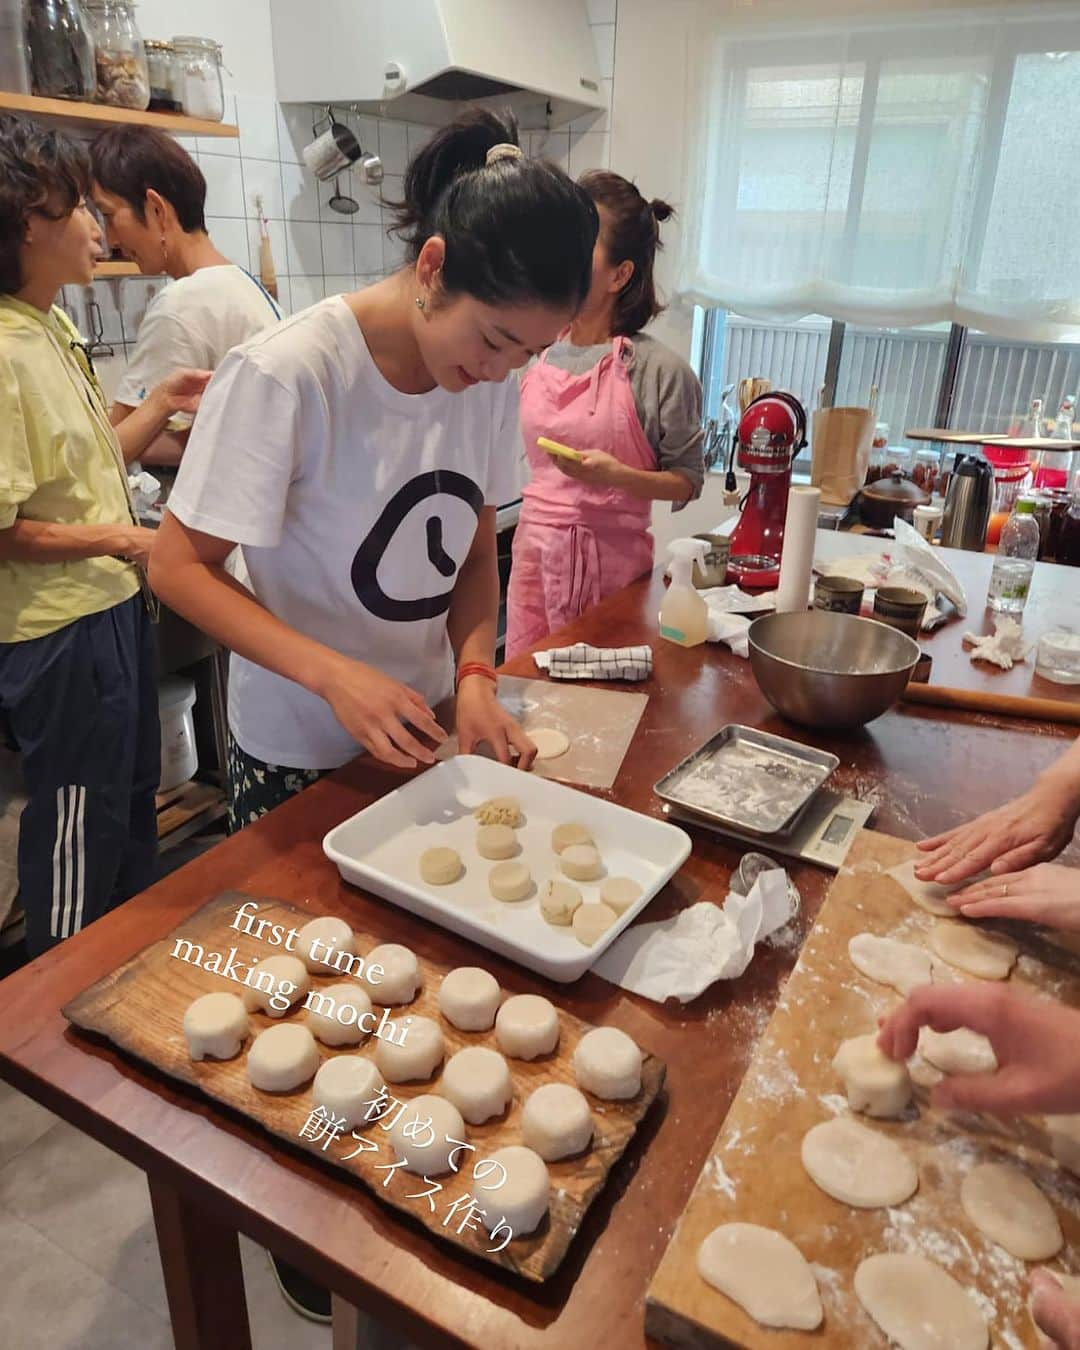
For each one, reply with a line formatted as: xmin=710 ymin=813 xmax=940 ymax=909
xmin=374 ymin=1015 xmax=445 ymax=1083
xmin=312 ymin=1055 xmax=381 ymax=1130
xmin=438 ymin=966 xmax=501 ymax=1032
xmin=296 ymin=915 xmax=356 ymax=974
xmin=855 ymin=1253 xmax=988 ymax=1350
xmin=918 ymin=1026 xmax=997 ymax=1075
xmin=247 ymin=1023 xmax=320 ymax=1092
xmin=362 ymin=943 xmax=422 ymax=1004
xmin=960 ymin=1162 xmax=1063 ymax=1261
xmin=183 ymin=992 xmax=250 ymax=1062
xmin=529 ymin=727 xmax=570 ymax=760
xmin=495 ymin=994 xmax=559 ymax=1060
xmin=541 ymin=879 xmax=582 ymax=926
xmin=551 ymin=822 xmax=593 ymax=854
xmin=848 ymin=932 xmax=934 ymax=997
xmin=476 ymin=824 xmax=519 ymax=860
xmin=929 ymin=920 xmax=1018 ymax=981
xmin=387 ymin=1094 xmax=465 ymax=1175
xmin=489 ymin=861 xmax=532 ymax=902
xmin=573 ymin=1026 xmax=643 ymax=1099
xmin=697 ymin=1223 xmax=823 ymax=1332
xmin=599 ymin=876 xmax=643 ymax=916
xmin=479 ymin=1146 xmax=550 ymax=1237
xmin=561 ymin=844 xmax=603 ymax=882
xmin=420 ymin=846 xmax=464 ymax=885
xmin=241 ymin=954 xmax=311 ymax=1016
xmin=832 ymin=1033 xmax=913 ymax=1119
xmin=474 ymin=795 xmax=523 ymax=828
xmin=305 ymin=981 xmax=374 ymax=1047
xmin=572 ymin=901 xmax=618 ymax=947
xmin=440 ymin=1046 xmax=513 ymax=1124
xmin=801 ymin=1117 xmax=918 ymax=1208
xmin=521 ymin=1083 xmax=593 ymax=1161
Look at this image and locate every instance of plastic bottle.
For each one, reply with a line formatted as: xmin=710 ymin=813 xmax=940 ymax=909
xmin=988 ymin=496 xmax=1040 ymax=614
xmin=660 ymin=538 xmax=710 ymax=646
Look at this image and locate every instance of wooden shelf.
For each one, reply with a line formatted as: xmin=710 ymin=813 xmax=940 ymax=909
xmin=0 ymin=91 xmax=237 ymax=138
xmin=93 ymin=261 xmax=141 ymax=278
xmin=907 ymin=427 xmax=1077 ymax=452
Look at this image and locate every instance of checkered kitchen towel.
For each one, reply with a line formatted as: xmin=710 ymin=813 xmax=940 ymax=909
xmin=533 ymin=643 xmax=653 ymax=681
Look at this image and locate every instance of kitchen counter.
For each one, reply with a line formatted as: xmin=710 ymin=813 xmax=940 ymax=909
xmin=0 ymin=568 xmax=1077 ymax=1350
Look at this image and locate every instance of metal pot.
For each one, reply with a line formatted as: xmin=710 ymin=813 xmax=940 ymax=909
xmin=856 ymin=472 xmax=931 ymax=529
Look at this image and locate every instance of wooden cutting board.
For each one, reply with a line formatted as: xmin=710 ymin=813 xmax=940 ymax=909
xmin=61 ymin=892 xmax=665 ymax=1282
xmin=646 ymin=829 xmax=1080 ymax=1348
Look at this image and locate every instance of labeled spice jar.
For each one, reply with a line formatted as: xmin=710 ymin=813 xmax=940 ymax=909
xmin=172 ymin=35 xmax=224 ymax=121
xmin=83 ymin=0 xmax=149 ymax=109
xmin=144 ymin=38 xmax=179 ymax=111
xmin=25 ymin=0 xmax=95 ymax=101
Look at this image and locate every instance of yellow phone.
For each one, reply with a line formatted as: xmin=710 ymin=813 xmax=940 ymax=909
xmin=537 ymin=436 xmax=585 ymax=463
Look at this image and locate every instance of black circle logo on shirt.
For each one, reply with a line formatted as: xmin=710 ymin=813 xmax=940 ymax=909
xmin=350 ymin=470 xmax=485 ymax=622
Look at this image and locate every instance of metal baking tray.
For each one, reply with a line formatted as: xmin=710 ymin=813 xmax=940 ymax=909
xmin=653 ymin=725 xmax=839 ymax=838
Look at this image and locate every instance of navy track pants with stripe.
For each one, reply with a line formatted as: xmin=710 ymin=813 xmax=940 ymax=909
xmin=0 ymin=595 xmax=160 ymax=956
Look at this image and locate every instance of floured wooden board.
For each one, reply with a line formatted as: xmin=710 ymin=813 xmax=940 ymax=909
xmin=62 ymin=892 xmax=665 ymax=1282
xmin=439 ymin=676 xmax=648 ymax=788
xmin=646 ymin=829 xmax=1080 ymax=1348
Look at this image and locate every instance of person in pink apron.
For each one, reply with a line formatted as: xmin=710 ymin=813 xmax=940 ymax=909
xmin=506 ymin=169 xmax=705 ymax=657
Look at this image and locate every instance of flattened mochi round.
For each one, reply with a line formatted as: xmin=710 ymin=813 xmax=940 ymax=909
xmin=918 ymin=1026 xmax=997 ymax=1075
xmin=387 ymin=1094 xmax=465 ymax=1175
xmin=521 ymin=1083 xmax=593 ymax=1161
xmin=551 ymin=822 xmax=593 ymax=854
xmin=848 ymin=932 xmax=934 ymax=997
xmin=573 ymin=1026 xmax=642 ymax=1099
xmin=929 ymin=920 xmax=1018 ymax=981
xmin=529 ymin=727 xmax=570 ymax=760
xmin=474 ymin=796 xmax=523 ymax=828
xmin=476 ymin=824 xmax=519 ymax=860
xmin=296 ymin=915 xmax=356 ymax=973
xmin=305 ymin=981 xmax=373 ymax=1047
xmin=420 ymin=846 xmax=464 ymax=885
xmin=855 ymin=1253 xmax=988 ymax=1350
xmin=438 ymin=966 xmax=501 ymax=1032
xmin=242 ymin=955 xmax=311 ymax=1016
xmin=697 ymin=1223 xmax=823 ymax=1331
xmin=801 ymin=1117 xmax=918 ymax=1208
xmin=832 ymin=1033 xmax=913 ymax=1119
xmin=362 ymin=943 xmax=422 ymax=1004
xmin=479 ymin=1145 xmax=550 ymax=1237
xmin=599 ymin=876 xmax=643 ymax=916
xmin=572 ymin=901 xmax=617 ymax=947
xmin=312 ymin=1055 xmax=381 ymax=1130
xmin=247 ymin=1023 xmax=320 ymax=1092
xmin=560 ymin=844 xmax=603 ymax=882
xmin=374 ymin=1015 xmax=445 ymax=1083
xmin=440 ymin=1046 xmax=513 ymax=1124
xmin=960 ymin=1162 xmax=1063 ymax=1260
xmin=541 ymin=879 xmax=582 ymax=926
xmin=489 ymin=861 xmax=532 ymax=902
xmin=184 ymin=992 xmax=250 ymax=1062
xmin=495 ymin=994 xmax=559 ymax=1060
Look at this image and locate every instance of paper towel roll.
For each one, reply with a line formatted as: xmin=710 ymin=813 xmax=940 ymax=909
xmin=776 ymin=485 xmax=821 ymax=613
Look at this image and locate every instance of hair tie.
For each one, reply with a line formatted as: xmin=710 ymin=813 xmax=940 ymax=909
xmin=486 ymin=142 xmax=524 ymax=166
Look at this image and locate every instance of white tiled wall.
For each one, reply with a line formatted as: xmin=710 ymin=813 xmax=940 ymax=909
xmin=62 ymin=6 xmax=616 ymax=399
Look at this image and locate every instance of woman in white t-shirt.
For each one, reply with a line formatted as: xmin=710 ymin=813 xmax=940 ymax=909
xmin=91 ymin=127 xmax=282 ymax=466
xmin=149 ymin=110 xmax=599 ymax=825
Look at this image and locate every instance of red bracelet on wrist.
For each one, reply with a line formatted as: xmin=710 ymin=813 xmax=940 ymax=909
xmin=456 ymin=662 xmax=498 ymax=689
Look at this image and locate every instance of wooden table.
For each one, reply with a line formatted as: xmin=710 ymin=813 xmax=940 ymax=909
xmin=1 ymin=570 xmax=1078 ymax=1350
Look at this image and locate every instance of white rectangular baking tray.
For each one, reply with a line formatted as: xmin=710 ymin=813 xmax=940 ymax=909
xmin=322 ymin=756 xmax=692 ymax=982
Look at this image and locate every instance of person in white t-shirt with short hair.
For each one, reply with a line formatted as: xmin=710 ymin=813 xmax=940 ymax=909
xmin=91 ymin=126 xmax=282 ymax=466
xmin=150 ymin=108 xmax=599 ymax=825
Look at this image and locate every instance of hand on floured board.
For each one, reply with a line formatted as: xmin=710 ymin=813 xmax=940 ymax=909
xmin=946 ymin=862 xmax=1080 ymax=933
xmin=1031 ymin=1269 xmax=1080 ymax=1350
xmin=322 ymin=656 xmax=446 ymax=769
xmin=877 ymin=984 xmax=1080 ymax=1117
xmin=455 ymin=677 xmax=536 ymax=769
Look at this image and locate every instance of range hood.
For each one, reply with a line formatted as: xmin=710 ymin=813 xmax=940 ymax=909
xmin=269 ymin=0 xmax=606 ymax=129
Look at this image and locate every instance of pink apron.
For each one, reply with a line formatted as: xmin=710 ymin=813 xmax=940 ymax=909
xmin=506 ymin=337 xmax=658 ymax=658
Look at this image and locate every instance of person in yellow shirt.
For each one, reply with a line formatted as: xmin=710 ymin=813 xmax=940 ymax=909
xmin=0 ymin=115 xmax=207 ymax=955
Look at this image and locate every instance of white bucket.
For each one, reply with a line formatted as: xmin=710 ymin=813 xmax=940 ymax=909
xmin=158 ymin=676 xmax=198 ymax=792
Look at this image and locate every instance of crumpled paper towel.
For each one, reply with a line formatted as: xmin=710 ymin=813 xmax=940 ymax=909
xmin=698 ymin=584 xmax=777 ymax=615
xmin=591 ymin=868 xmax=794 ymax=1002
xmin=706 ymin=610 xmax=751 ymax=657
xmin=963 ymin=616 xmax=1032 ymax=670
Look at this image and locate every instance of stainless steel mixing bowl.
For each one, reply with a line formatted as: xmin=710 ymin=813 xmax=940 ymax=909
xmin=748 ymin=610 xmax=921 ymax=730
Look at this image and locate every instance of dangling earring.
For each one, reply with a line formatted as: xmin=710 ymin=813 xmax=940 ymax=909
xmin=160 ymin=234 xmax=169 ymax=273
xmin=415 ymin=295 xmax=426 ymax=310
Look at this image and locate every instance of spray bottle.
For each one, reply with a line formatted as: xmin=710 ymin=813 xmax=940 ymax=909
xmin=660 ymin=538 xmax=710 ymax=647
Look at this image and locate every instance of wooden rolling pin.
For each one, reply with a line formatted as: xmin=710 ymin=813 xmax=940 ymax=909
xmin=902 ymin=680 xmax=1080 ymax=726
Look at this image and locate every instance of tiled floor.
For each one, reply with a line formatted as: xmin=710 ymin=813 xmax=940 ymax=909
xmin=0 ymin=1078 xmax=335 ymax=1350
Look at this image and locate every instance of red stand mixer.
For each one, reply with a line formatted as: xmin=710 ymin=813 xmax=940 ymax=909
xmin=725 ymin=391 xmax=808 ymax=590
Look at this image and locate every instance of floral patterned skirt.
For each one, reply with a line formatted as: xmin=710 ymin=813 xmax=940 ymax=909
xmin=226 ymin=734 xmax=324 ymax=832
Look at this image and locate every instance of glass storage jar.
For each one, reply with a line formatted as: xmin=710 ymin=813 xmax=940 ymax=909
xmin=144 ymin=39 xmax=179 ymax=111
xmin=83 ymin=0 xmax=149 ymax=109
xmin=25 ymin=0 xmax=95 ymax=101
xmin=172 ymin=35 xmax=224 ymax=121
xmin=0 ymin=0 xmax=31 ymax=94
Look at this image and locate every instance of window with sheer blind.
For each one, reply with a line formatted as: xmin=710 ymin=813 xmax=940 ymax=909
xmin=678 ymin=3 xmax=1080 ymax=343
